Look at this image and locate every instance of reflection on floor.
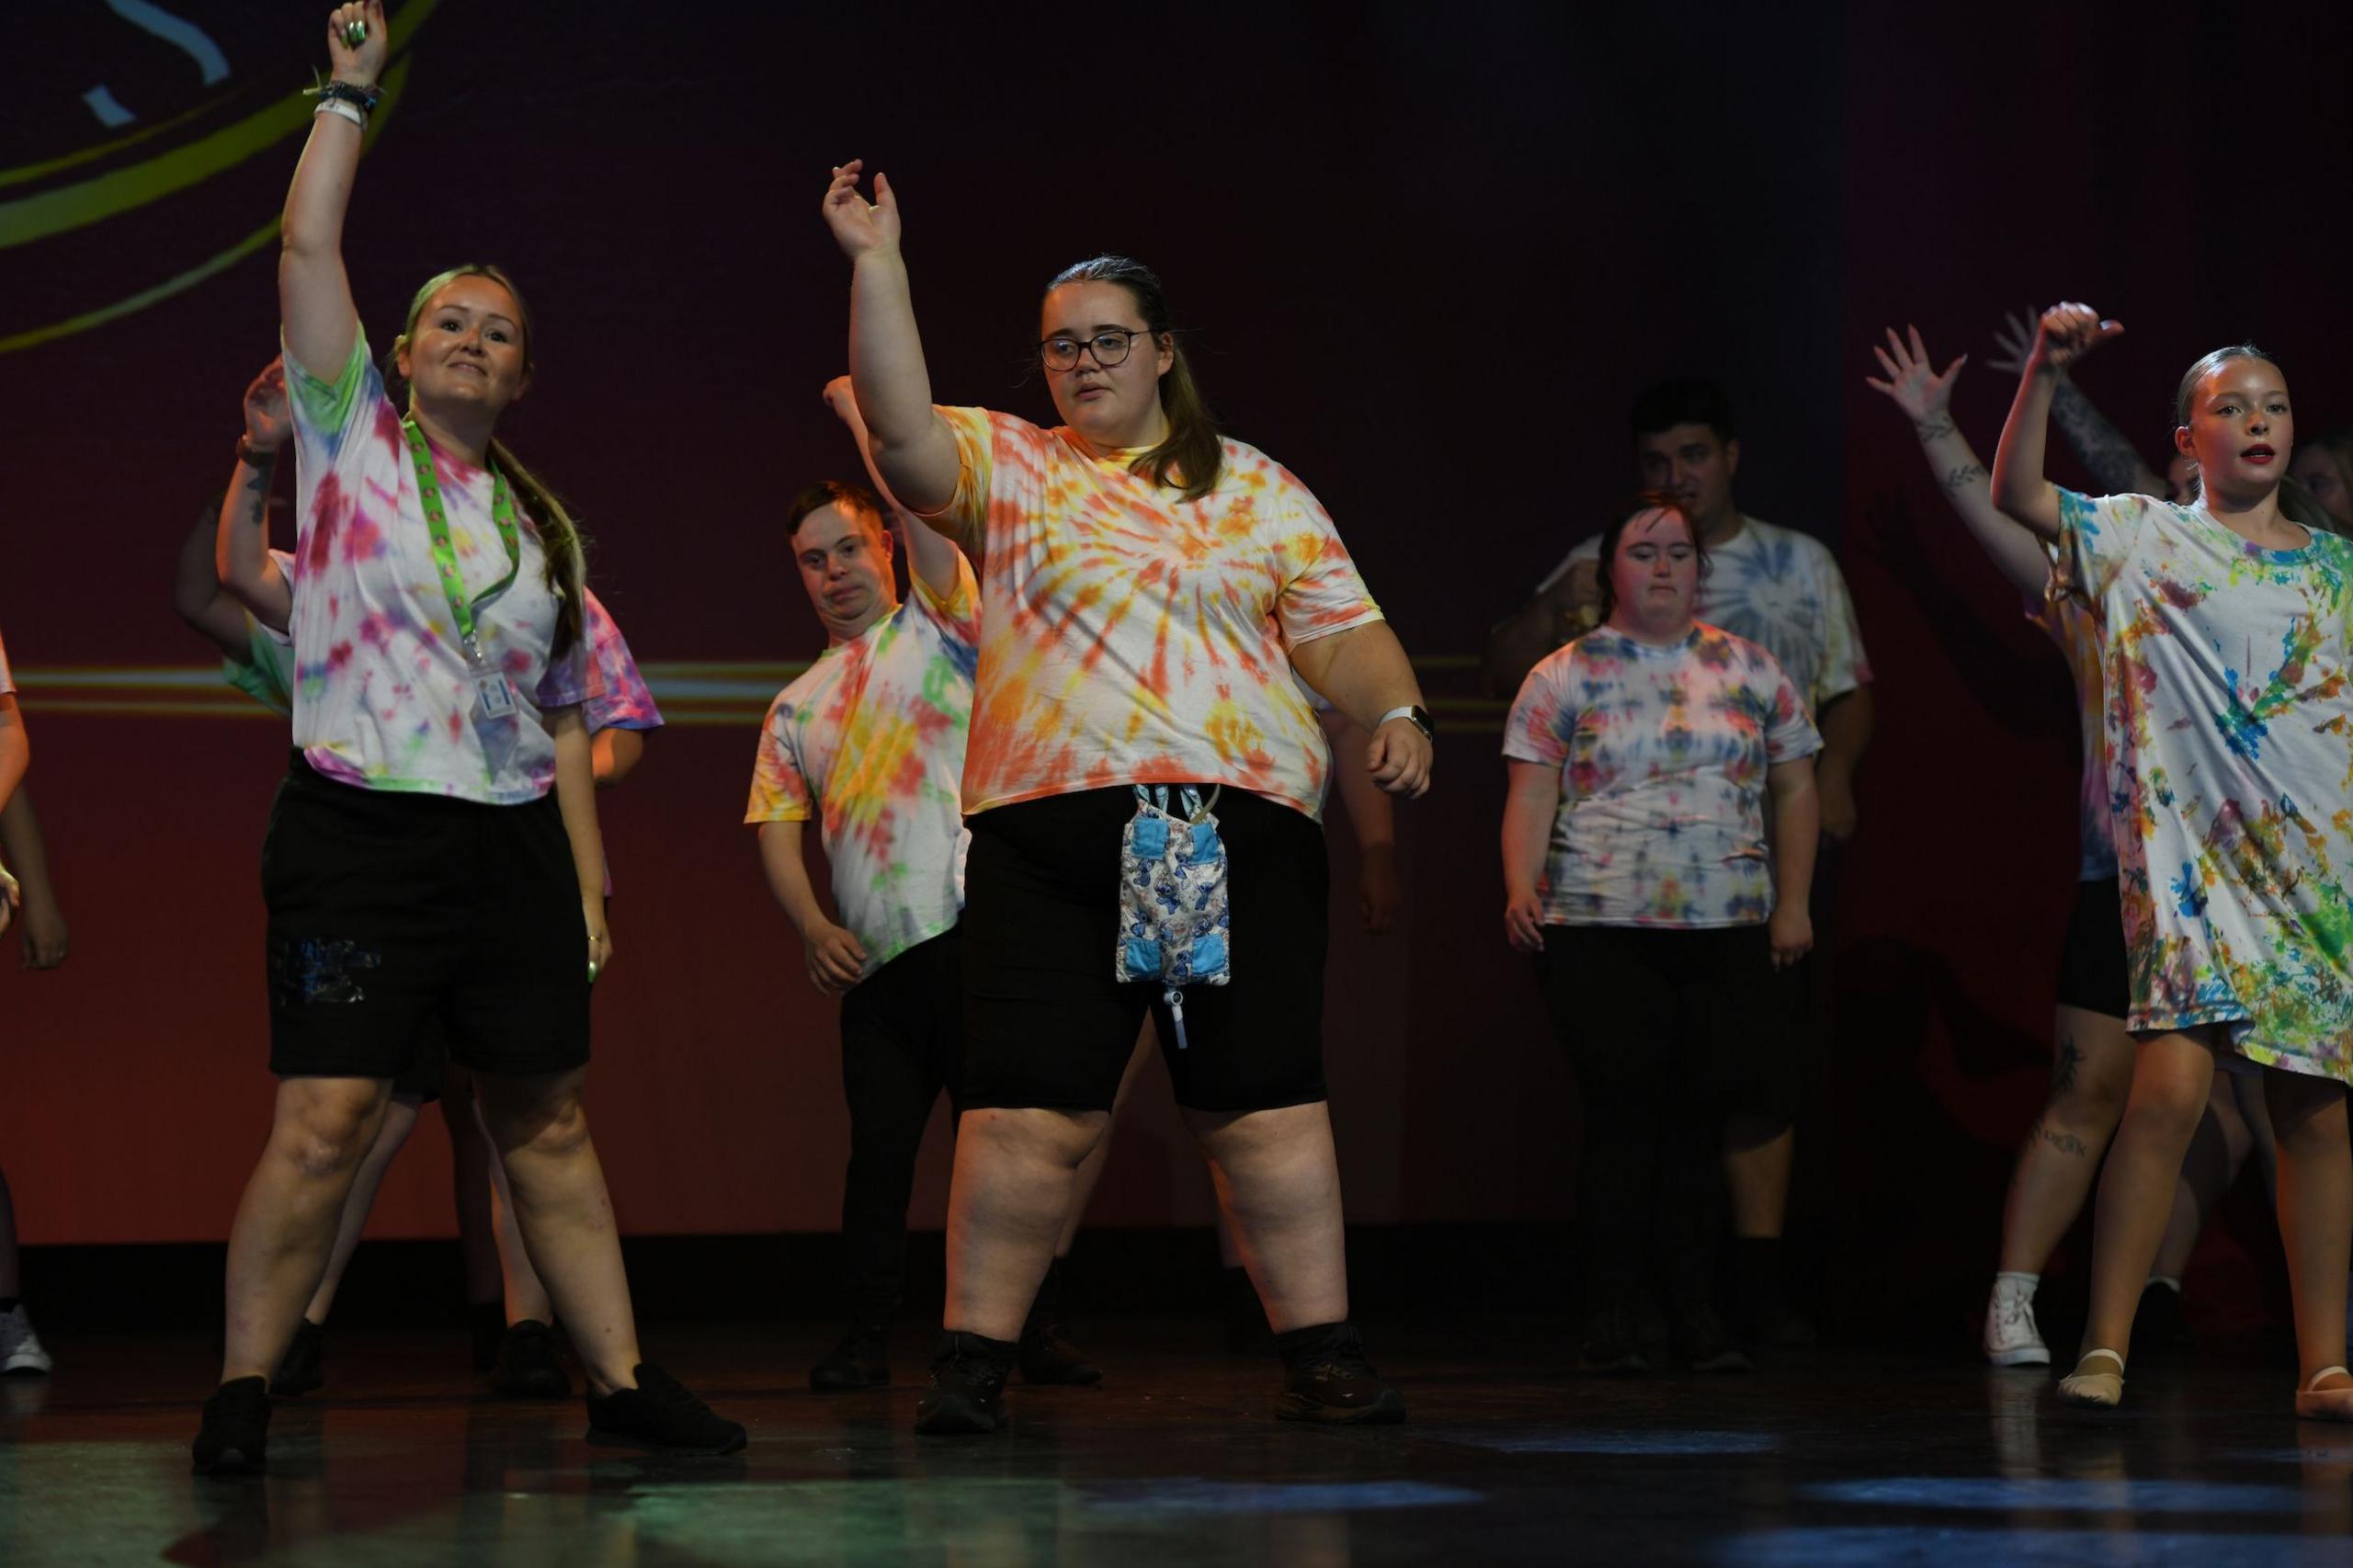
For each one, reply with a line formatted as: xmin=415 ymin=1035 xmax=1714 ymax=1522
xmin=5 ymin=1315 xmax=2353 ymax=1565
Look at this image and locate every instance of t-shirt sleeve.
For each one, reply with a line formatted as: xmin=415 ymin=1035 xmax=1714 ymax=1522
xmin=928 ymin=406 xmax=1014 ymax=562
xmin=283 ymin=329 xmax=392 ymax=574
xmin=906 ymin=545 xmax=983 ymax=653
xmin=1501 ymin=651 xmax=1574 ymax=765
xmin=1810 ymin=549 xmax=1871 ymax=704
xmin=580 ymin=591 xmax=664 ymax=733
xmin=1537 ymin=534 xmax=1602 ymax=593
xmin=532 ymin=633 xmax=589 ymax=711
xmin=2055 ymin=489 xmax=2147 ymax=605
xmin=1757 ymin=651 xmax=1823 ymax=763
xmin=1270 ymin=472 xmax=1383 ymax=649
xmin=222 ymin=614 xmax=296 ymax=716
xmin=745 ymin=698 xmax=814 ymax=824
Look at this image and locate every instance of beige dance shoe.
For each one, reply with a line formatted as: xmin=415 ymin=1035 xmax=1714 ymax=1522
xmin=2295 ymin=1366 xmax=2353 ymax=1422
xmin=2055 ymin=1348 xmax=2125 ymax=1408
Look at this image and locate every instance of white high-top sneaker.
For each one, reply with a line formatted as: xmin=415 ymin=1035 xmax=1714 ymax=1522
xmin=0 ymin=1302 xmax=51 ymax=1375
xmin=1984 ymin=1279 xmax=2050 ymax=1367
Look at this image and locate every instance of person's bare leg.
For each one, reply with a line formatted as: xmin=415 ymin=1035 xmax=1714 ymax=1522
xmin=474 ymin=1095 xmax=555 ymax=1324
xmin=2232 ymin=1068 xmax=2280 ymax=1201
xmin=1055 ymin=1024 xmax=1158 ymax=1257
xmin=221 ymin=1076 xmax=392 ymax=1382
xmin=1722 ymin=1119 xmax=1793 ymax=1238
xmin=443 ymin=1067 xmax=506 ymax=1310
xmin=1998 ymin=1007 xmax=2136 ymax=1273
xmin=2151 ymin=1067 xmax=2249 ymax=1284
xmin=1188 ymin=1102 xmax=1347 ymax=1332
xmin=2076 ymin=1030 xmax=2218 ymax=1368
xmin=301 ymin=1095 xmax=423 ymax=1324
xmin=2263 ymin=1067 xmax=2353 ymax=1392
xmin=472 ymin=1067 xmax=640 ymax=1394
xmin=942 ymin=1108 xmax=1108 ymax=1340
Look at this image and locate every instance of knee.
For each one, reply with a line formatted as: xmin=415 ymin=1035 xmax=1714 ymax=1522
xmin=2048 ymin=1070 xmax=2131 ymax=1132
xmin=485 ymin=1092 xmax=592 ymax=1164
xmin=270 ymin=1096 xmax=380 ymax=1180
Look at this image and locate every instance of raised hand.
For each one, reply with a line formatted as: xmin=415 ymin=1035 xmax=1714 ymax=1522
xmin=244 ymin=358 xmax=291 ymax=451
xmin=325 ymin=0 xmax=387 ymax=86
xmin=2031 ymin=301 xmax=2124 ymax=374
xmin=822 ymin=160 xmax=903 ymax=261
xmin=1987 ymin=307 xmax=2040 ymax=378
xmin=822 ymin=373 xmax=858 ymax=426
xmin=1864 ymin=324 xmax=1965 ymax=426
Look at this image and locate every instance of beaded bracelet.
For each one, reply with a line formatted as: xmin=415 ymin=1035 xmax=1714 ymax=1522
xmin=307 ymin=77 xmax=382 ymax=114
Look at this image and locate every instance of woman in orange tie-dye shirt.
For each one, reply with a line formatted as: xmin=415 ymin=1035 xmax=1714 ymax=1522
xmin=824 ymin=160 xmax=1432 ymax=1436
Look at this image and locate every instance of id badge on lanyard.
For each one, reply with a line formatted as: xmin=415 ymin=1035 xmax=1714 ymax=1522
xmin=406 ymin=421 xmax=524 ymax=739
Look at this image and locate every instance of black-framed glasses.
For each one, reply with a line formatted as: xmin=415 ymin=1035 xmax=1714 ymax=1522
xmin=1038 ymin=327 xmax=1156 ymax=372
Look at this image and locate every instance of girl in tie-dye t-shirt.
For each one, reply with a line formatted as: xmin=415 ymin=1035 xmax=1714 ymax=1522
xmin=1995 ymin=312 xmax=2353 ymax=1421
xmin=825 ymin=163 xmax=1430 ymax=1428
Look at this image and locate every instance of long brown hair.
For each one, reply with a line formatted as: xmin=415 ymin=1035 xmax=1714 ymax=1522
xmin=392 ymin=265 xmax=587 ymax=654
xmin=2172 ymin=344 xmax=2345 ymax=539
xmin=1044 ymin=256 xmax=1222 ymax=503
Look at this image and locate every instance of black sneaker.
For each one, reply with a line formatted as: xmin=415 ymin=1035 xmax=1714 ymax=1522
xmin=1017 ymin=1322 xmax=1103 ymax=1385
xmin=192 ymin=1376 xmax=271 ymax=1475
xmin=1675 ymin=1306 xmax=1754 ymax=1374
xmin=914 ymin=1332 xmax=1013 ymax=1435
xmin=1274 ymin=1324 xmax=1406 ymax=1425
xmin=2131 ymin=1280 xmax=2188 ymax=1364
xmin=585 ymin=1364 xmax=745 ymax=1454
xmin=270 ymin=1319 xmax=325 ymax=1397
xmin=489 ymin=1320 xmax=573 ymax=1400
xmin=809 ymin=1326 xmax=891 ymax=1392
xmin=1578 ymin=1308 xmax=1653 ymax=1375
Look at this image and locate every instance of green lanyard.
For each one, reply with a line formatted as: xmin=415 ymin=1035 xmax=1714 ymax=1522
xmin=404 ymin=419 xmax=520 ymax=660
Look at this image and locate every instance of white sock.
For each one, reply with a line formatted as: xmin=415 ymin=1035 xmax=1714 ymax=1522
xmin=2146 ymin=1275 xmax=2183 ymax=1295
xmin=1993 ymin=1271 xmax=2040 ymax=1301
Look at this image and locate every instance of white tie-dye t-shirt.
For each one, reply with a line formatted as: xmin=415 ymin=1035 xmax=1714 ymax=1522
xmin=284 ymin=333 xmax=585 ymax=804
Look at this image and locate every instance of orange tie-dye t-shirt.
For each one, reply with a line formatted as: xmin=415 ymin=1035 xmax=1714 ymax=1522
xmin=930 ymin=407 xmax=1381 ymax=822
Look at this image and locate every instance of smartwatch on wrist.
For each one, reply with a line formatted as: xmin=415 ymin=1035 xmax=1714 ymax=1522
xmin=1377 ymin=704 xmax=1436 ymax=743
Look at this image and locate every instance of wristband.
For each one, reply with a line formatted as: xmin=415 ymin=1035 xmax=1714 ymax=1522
xmin=314 ymin=97 xmax=367 ymax=131
xmin=312 ymin=77 xmax=382 ymax=112
xmin=235 ymin=436 xmax=280 ymax=467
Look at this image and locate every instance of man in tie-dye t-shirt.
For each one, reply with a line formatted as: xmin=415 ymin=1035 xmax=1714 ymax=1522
xmin=747 ymin=479 xmax=981 ymax=1392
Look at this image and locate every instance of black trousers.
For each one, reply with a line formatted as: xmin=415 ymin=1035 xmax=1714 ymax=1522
xmin=837 ymin=928 xmax=965 ymax=1323
xmin=1540 ymin=925 xmax=1771 ymax=1314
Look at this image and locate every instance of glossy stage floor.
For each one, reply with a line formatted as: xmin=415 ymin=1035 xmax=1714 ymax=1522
xmin=7 ymin=1314 xmax=2353 ymax=1565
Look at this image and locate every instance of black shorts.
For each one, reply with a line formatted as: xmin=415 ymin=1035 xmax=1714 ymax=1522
xmin=2054 ymin=874 xmax=2130 ymax=1019
xmin=840 ymin=926 xmax=967 ymax=1110
xmin=264 ymin=753 xmax=590 ymax=1080
xmin=1536 ymin=923 xmax=1796 ymax=1117
xmin=960 ymin=786 xmax=1329 ymax=1114
xmin=391 ymin=1017 xmax=448 ymax=1103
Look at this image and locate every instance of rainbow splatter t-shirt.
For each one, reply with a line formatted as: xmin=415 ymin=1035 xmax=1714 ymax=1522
xmin=2026 ymin=548 xmax=2117 ymax=883
xmin=579 ymin=590 xmax=662 ymax=734
xmin=928 ymin=408 xmax=1382 ymax=822
xmin=2060 ymin=489 xmax=2353 ymax=1082
xmin=745 ymin=554 xmax=981 ymax=976
xmin=1503 ymin=623 xmax=1819 ymax=928
xmin=283 ymin=332 xmax=585 ymax=804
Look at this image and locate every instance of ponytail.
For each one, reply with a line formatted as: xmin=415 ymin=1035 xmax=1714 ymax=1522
xmin=487 ymin=438 xmax=586 ymax=655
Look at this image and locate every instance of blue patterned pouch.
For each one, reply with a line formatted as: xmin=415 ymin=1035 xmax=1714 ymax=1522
xmin=1117 ymin=785 xmax=1230 ymax=1049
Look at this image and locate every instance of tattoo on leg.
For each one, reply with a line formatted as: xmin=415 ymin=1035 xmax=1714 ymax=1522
xmin=2032 ymin=1120 xmax=2089 ymax=1158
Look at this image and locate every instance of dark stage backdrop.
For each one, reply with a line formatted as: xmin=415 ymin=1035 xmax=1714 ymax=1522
xmin=3 ymin=0 xmax=2347 ymax=1323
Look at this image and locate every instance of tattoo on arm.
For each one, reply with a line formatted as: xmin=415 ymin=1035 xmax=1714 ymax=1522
xmin=1914 ymin=416 xmax=1958 ymax=443
xmin=2050 ymin=1031 xmax=2084 ymax=1096
xmin=2050 ymin=381 xmax=2163 ymax=495
xmin=1939 ymin=462 xmax=1989 ymax=495
xmin=2033 ymin=1121 xmax=2089 ymax=1158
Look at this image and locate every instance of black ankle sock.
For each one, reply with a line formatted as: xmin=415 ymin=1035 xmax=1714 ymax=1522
xmin=1273 ymin=1320 xmax=1357 ymax=1370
